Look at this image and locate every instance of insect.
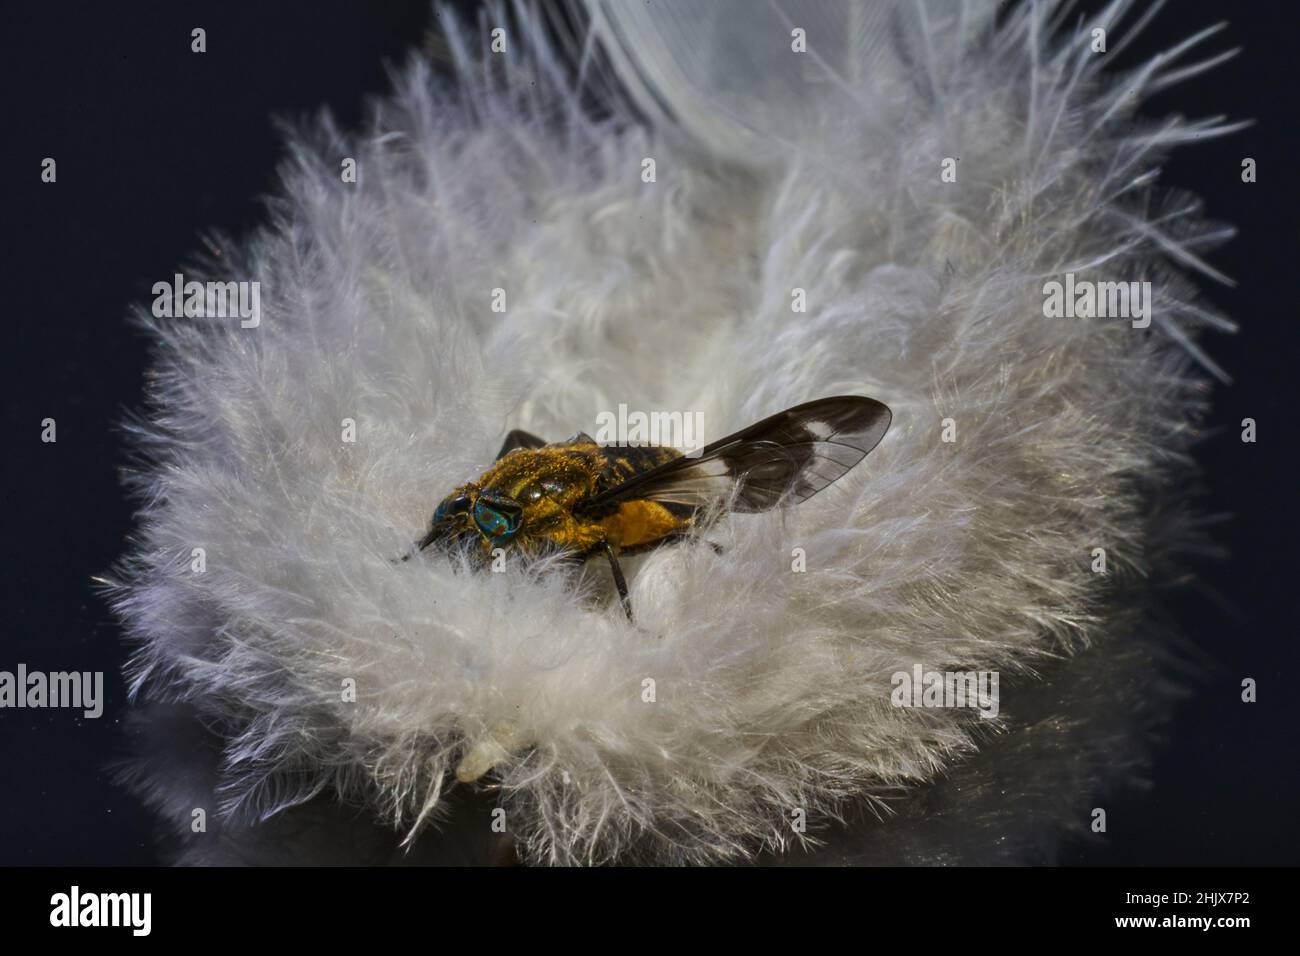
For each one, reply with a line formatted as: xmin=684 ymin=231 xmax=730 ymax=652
xmin=410 ymin=396 xmax=892 ymax=621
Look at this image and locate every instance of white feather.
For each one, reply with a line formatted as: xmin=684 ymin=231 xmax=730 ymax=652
xmin=108 ymin=0 xmax=1236 ymax=864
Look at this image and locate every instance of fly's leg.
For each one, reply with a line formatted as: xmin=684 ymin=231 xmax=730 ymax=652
xmin=601 ymin=541 xmax=633 ymax=622
xmin=496 ymin=429 xmax=547 ymax=460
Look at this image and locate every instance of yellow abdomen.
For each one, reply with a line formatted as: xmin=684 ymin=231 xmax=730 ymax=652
xmin=600 ymin=500 xmax=688 ymax=550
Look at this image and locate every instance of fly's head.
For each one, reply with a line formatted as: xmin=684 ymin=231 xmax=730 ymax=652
xmin=419 ymin=448 xmax=598 ymax=565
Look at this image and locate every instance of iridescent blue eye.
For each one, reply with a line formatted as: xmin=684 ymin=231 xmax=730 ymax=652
xmin=473 ymin=498 xmax=521 ymax=544
xmin=433 ymin=494 xmax=471 ymax=526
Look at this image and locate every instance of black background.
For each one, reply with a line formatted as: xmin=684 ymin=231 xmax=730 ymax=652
xmin=1 ymin=1 xmax=1296 ymax=866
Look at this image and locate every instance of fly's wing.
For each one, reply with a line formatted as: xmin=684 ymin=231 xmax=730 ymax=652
xmin=496 ymin=429 xmax=548 ymax=460
xmin=581 ymin=396 xmax=891 ymax=514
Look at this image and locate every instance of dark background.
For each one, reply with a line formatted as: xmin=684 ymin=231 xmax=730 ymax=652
xmin=1 ymin=1 xmax=1296 ymax=865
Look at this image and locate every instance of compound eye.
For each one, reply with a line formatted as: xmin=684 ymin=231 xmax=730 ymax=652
xmin=432 ymin=493 xmax=471 ymax=526
xmin=473 ymin=497 xmax=522 ymax=543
